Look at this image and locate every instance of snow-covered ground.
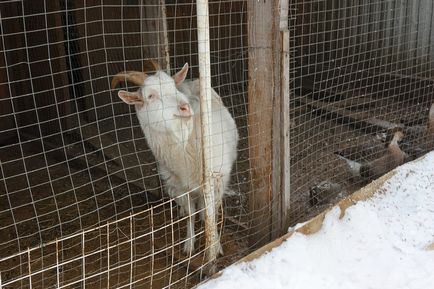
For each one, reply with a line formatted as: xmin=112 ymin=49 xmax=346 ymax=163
xmin=199 ymin=152 xmax=434 ymax=289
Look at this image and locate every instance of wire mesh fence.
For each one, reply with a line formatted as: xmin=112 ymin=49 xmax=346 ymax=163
xmin=0 ymin=0 xmax=261 ymax=287
xmin=289 ymin=0 xmax=434 ymax=223
xmin=1 ymin=0 xmax=434 ymax=288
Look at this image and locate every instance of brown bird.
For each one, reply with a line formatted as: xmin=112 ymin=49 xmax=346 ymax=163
xmin=401 ymin=103 xmax=434 ymax=159
xmin=337 ymin=129 xmax=407 ymax=181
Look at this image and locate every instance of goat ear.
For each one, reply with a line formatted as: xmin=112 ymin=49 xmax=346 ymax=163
xmin=173 ymin=63 xmax=189 ymax=85
xmin=118 ymin=90 xmax=143 ymax=106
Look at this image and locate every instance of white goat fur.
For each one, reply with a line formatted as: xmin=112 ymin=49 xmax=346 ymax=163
xmin=114 ymin=63 xmax=238 ymax=254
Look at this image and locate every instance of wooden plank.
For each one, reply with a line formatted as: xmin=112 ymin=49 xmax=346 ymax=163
xmin=298 ymin=96 xmax=401 ymax=133
xmin=271 ymin=0 xmax=290 ymax=239
xmin=270 ymin=0 xmax=283 ymax=239
xmin=73 ymin=1 xmax=170 ymax=120
xmin=0 ymin=50 xmax=16 ymax=144
xmin=141 ymin=0 xmax=171 ymax=71
xmin=408 ymin=0 xmax=419 ymax=68
xmin=299 ymin=68 xmax=434 ymax=106
xmin=45 ymin=0 xmax=75 ymax=132
xmin=384 ymin=0 xmax=394 ymax=68
xmin=280 ymin=0 xmax=291 ymax=234
xmin=1 ymin=2 xmax=33 ymax=138
xmin=22 ymin=1 xmax=68 ymax=137
xmin=378 ymin=72 xmax=434 ymax=85
xmin=416 ymin=0 xmax=432 ymax=65
xmin=247 ymin=0 xmax=274 ymax=247
xmin=1 ymin=1 xmax=74 ymax=141
xmin=431 ymin=0 xmax=434 ymax=62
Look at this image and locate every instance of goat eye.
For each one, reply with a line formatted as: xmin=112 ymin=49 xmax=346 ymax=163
xmin=148 ymin=94 xmax=154 ymax=99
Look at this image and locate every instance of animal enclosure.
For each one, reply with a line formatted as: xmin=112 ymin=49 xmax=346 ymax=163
xmin=0 ymin=0 xmax=434 ymax=288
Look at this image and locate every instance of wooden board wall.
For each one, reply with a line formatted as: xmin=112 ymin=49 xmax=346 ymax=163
xmin=0 ymin=0 xmax=72 ymax=145
xmin=294 ymin=0 xmax=434 ymax=75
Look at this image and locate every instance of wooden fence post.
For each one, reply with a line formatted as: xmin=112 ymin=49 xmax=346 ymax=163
xmin=271 ymin=0 xmax=291 ymax=240
xmin=248 ymin=0 xmax=290 ymax=246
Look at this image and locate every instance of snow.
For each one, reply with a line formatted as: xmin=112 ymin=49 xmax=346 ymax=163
xmin=198 ymin=152 xmax=434 ymax=289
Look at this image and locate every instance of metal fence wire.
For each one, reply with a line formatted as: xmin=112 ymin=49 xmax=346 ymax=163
xmin=0 ymin=0 xmax=433 ymax=288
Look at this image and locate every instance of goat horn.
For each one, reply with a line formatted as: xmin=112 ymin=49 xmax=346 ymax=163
xmin=111 ymin=71 xmax=147 ymax=89
xmin=143 ymin=59 xmax=161 ymax=72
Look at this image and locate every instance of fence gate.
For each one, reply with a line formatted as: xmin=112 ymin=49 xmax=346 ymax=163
xmin=0 ymin=0 xmax=288 ymax=288
xmin=2 ymin=0 xmax=434 ymax=288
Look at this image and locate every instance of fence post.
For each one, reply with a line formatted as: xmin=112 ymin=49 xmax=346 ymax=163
xmin=247 ymin=0 xmax=275 ymax=247
xmin=248 ymin=0 xmax=290 ymax=244
xmin=196 ymin=0 xmax=219 ymax=274
xmin=276 ymin=0 xmax=291 ymax=236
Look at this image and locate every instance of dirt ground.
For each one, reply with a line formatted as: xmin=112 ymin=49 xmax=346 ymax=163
xmin=288 ymin=91 xmax=434 ymax=225
xmin=0 ymin=93 xmax=252 ymax=288
xmin=1 ymin=82 xmax=433 ymax=288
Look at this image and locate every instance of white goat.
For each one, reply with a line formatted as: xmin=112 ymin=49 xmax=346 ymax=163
xmin=111 ymin=62 xmax=238 ymax=254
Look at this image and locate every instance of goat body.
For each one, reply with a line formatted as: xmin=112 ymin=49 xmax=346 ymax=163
xmin=112 ymin=63 xmax=238 ymax=254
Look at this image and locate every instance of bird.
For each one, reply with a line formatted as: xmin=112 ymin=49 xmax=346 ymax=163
xmin=400 ymin=103 xmax=434 ymax=160
xmin=336 ymin=129 xmax=407 ymax=181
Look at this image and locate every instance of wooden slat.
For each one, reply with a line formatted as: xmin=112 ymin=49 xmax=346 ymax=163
xmin=141 ymin=0 xmax=171 ymax=71
xmin=46 ymin=0 xmax=75 ymax=131
xmin=271 ymin=0 xmax=291 ymax=238
xmin=0 ymin=51 xmax=16 ymax=144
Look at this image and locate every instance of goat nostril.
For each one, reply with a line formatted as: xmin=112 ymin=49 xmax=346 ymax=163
xmin=180 ymin=104 xmax=190 ymax=111
xmin=178 ymin=103 xmax=192 ymax=118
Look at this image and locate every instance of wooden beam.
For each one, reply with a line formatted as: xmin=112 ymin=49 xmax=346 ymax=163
xmin=141 ymin=0 xmax=171 ymax=71
xmin=45 ymin=0 xmax=75 ymax=131
xmin=299 ymin=68 xmax=434 ymax=106
xmin=0 ymin=51 xmax=16 ymax=144
xmin=279 ymin=0 xmax=291 ymax=235
xmin=298 ymin=96 xmax=402 ymax=133
xmin=247 ymin=0 xmax=275 ymax=248
xmin=271 ymin=0 xmax=291 ymax=240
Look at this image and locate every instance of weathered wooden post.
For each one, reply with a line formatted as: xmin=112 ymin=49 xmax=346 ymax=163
xmin=272 ymin=0 xmax=290 ymax=237
xmin=248 ymin=0 xmax=290 ymax=246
